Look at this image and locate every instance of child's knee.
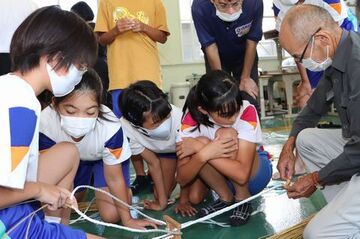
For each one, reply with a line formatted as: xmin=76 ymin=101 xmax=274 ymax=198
xmin=196 ymin=136 xmax=211 ymax=145
xmin=215 ymin=127 xmax=238 ymax=139
xmin=99 ymin=209 xmax=119 ymax=223
xmin=189 ymin=191 xmax=205 ymax=205
xmin=56 ymin=142 xmax=80 ymax=167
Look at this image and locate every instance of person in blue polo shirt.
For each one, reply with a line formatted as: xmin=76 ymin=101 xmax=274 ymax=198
xmin=192 ymin=0 xmax=263 ymax=109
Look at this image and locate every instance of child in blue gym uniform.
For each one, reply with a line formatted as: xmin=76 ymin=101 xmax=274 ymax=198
xmin=177 ymin=70 xmax=272 ymax=226
xmin=39 ymin=70 xmax=158 ymax=229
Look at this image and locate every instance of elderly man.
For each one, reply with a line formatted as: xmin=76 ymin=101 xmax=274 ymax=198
xmin=277 ymin=4 xmax=360 ymax=238
xmin=273 ymin=0 xmax=357 ymax=108
xmin=192 ymin=0 xmax=263 ymax=108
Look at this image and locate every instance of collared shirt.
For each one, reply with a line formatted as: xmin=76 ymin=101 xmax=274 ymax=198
xmin=290 ymin=30 xmax=360 ymax=184
xmin=192 ymin=0 xmax=263 ymax=67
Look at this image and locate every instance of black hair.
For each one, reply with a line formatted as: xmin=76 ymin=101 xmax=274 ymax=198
xmin=52 ymin=68 xmax=111 ymax=121
xmin=183 ymin=70 xmax=242 ymax=128
xmin=10 ymin=6 xmax=97 ymax=74
xmin=119 ymin=80 xmax=172 ymax=127
xmin=70 ymin=1 xmax=94 ymax=22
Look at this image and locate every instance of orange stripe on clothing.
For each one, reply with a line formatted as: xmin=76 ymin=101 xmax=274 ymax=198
xmin=181 ymin=124 xmax=193 ymax=131
xmin=109 ymin=148 xmax=123 ymax=159
xmin=240 ymin=105 xmax=258 ymax=129
xmin=11 ymin=146 xmax=29 ymax=171
xmin=330 ymin=3 xmax=342 ymax=14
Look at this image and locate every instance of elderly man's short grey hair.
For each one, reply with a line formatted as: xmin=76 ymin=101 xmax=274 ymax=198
xmin=283 ymin=4 xmax=338 ymax=44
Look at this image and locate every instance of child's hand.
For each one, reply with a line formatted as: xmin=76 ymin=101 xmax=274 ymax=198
xmin=131 ymin=19 xmax=145 ymax=32
xmin=202 ymin=136 xmax=238 ymax=161
xmin=115 ymin=18 xmax=135 ymax=34
xmin=174 ymin=202 xmax=197 ymax=217
xmin=35 ymin=182 xmax=72 ymax=211
xmin=143 ymin=199 xmax=167 ymax=211
xmin=123 ymin=218 xmax=159 ymax=230
xmin=176 ymin=138 xmax=198 ymax=159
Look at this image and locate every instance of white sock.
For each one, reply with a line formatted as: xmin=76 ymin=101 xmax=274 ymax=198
xmin=44 ymin=216 xmax=61 ymax=224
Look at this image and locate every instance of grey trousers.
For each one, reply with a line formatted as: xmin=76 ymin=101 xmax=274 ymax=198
xmin=296 ymin=128 xmax=360 ymax=239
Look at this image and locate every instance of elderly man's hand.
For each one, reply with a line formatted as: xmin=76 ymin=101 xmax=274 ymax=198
xmin=240 ymin=77 xmax=258 ymax=99
xmin=284 ymin=172 xmax=322 ymax=199
xmin=277 ymin=139 xmax=297 ymax=180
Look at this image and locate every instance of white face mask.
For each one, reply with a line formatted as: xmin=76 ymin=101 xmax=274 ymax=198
xmin=60 ymin=115 xmax=97 ymax=138
xmin=301 ymin=39 xmax=332 ymax=72
xmin=216 ymin=9 xmax=242 ymax=22
xmin=135 ymin=117 xmax=172 ymax=140
xmin=47 ymin=63 xmax=86 ymax=97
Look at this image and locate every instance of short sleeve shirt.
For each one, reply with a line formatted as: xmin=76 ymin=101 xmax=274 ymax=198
xmin=192 ymin=0 xmax=263 ymax=67
xmin=177 ymin=100 xmax=262 ymax=144
xmin=95 ymin=0 xmax=169 ymax=90
xmin=120 ymin=105 xmax=182 ymax=155
xmin=0 ymin=74 xmax=40 ymax=189
xmin=39 ymin=105 xmax=131 ymax=165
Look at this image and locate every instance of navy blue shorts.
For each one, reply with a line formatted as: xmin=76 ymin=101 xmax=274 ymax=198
xmin=74 ymin=159 xmax=131 ymax=191
xmin=248 ymin=150 xmax=273 ymax=195
xmin=156 ymin=152 xmax=177 ymax=159
xmin=227 ymin=150 xmax=272 ymax=195
xmin=0 ymin=202 xmax=86 ymax=239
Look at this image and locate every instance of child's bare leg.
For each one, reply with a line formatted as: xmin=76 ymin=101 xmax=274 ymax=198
xmin=95 ymin=187 xmax=120 ymax=223
xmin=199 ymin=164 xmax=233 ymax=202
xmin=38 ymin=142 xmax=80 ymax=224
xmin=195 ymin=135 xmax=233 ymax=202
xmin=159 ymin=157 xmax=177 ymax=198
xmin=131 ymin=155 xmax=146 ymax=176
xmin=188 ymin=178 xmax=208 ymax=205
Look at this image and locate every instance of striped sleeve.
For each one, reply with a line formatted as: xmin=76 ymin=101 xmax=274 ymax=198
xmin=176 ymin=112 xmax=200 ymax=142
xmin=103 ymin=127 xmax=131 ymax=165
xmin=0 ymin=107 xmax=37 ymax=189
xmin=236 ymin=104 xmax=262 ymax=143
xmin=324 ymin=0 xmax=342 ymax=15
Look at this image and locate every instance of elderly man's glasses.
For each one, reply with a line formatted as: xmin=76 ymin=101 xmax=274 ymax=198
xmin=214 ymin=0 xmax=242 ymax=10
xmin=298 ymin=28 xmax=321 ymax=63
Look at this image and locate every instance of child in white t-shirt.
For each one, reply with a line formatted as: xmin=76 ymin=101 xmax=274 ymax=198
xmin=40 ymin=70 xmax=158 ymax=229
xmin=0 ymin=6 xmax=103 ymax=239
xmin=119 ymin=80 xmax=208 ymax=213
xmin=177 ymin=70 xmax=272 ymax=226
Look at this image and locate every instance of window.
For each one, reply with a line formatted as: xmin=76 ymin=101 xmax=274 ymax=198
xmin=32 ymin=0 xmax=98 ymax=20
xmin=179 ymin=0 xmax=204 ymax=63
xmin=256 ymin=0 xmax=277 ymax=58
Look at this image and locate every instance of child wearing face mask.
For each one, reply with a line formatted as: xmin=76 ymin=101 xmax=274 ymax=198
xmin=0 ymin=6 xmax=105 ymax=239
xmin=176 ymin=70 xmax=272 ymax=226
xmin=119 ymin=81 xmax=208 ymax=213
xmin=39 ymin=70 xmax=158 ymax=229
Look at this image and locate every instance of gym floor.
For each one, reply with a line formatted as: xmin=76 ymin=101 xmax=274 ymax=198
xmin=71 ymin=115 xmax=338 ymax=239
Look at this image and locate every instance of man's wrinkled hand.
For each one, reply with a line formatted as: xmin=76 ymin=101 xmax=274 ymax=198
xmin=284 ymin=172 xmax=322 ymax=199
